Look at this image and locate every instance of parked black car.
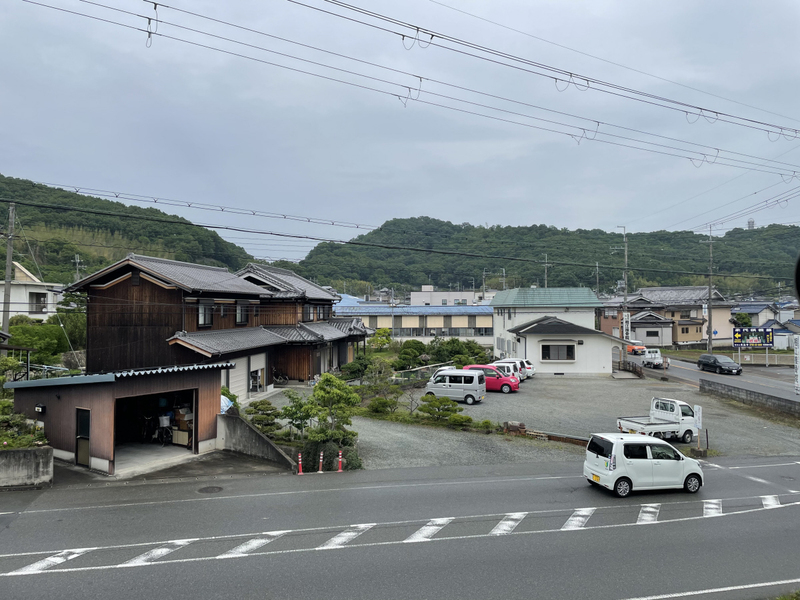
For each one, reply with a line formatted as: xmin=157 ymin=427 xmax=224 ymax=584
xmin=697 ymin=354 xmax=742 ymax=375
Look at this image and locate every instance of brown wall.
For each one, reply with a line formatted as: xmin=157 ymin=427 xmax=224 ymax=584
xmin=13 ymin=369 xmax=224 ymax=469
xmin=87 ymin=277 xmax=184 ymax=373
xmin=273 ymin=346 xmax=312 ymax=381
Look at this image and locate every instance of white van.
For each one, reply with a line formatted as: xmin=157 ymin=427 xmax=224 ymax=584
xmin=425 ymin=369 xmax=486 ymax=405
xmin=583 ymin=433 xmax=704 ymax=498
xmin=492 ymin=361 xmax=523 ymax=381
xmin=497 ymin=358 xmax=534 ymax=379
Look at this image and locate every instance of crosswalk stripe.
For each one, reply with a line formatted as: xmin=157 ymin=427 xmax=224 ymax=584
xmin=318 ymin=524 xmax=376 ymax=549
xmin=761 ymin=495 xmax=781 ymax=509
xmin=217 ymin=531 xmax=289 ymax=558
xmin=561 ymin=508 xmax=595 ymax=530
xmin=703 ymin=499 xmax=722 ymax=517
xmin=489 ymin=512 xmax=528 ymax=536
xmin=11 ymin=549 xmax=92 ymax=574
xmin=404 ymin=518 xmax=453 ymax=543
xmin=123 ymin=540 xmax=195 ymax=565
xmin=636 ymin=504 xmax=661 ymax=524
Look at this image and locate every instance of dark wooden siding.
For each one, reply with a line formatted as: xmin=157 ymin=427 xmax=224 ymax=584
xmin=257 ymin=303 xmax=301 ymax=326
xmin=87 ymin=277 xmax=184 ymax=373
xmin=14 ymin=382 xmax=116 ymax=463
xmin=273 ymin=346 xmax=312 ymax=381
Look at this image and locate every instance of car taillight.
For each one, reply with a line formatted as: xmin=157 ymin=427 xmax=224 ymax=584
xmin=609 ymin=454 xmax=616 ymax=471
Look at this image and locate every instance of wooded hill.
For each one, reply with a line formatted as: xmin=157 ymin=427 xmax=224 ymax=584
xmin=0 ymin=174 xmax=252 ymax=283
xmin=286 ymin=217 xmax=798 ymax=298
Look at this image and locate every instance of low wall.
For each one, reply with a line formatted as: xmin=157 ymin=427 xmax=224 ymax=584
xmin=0 ymin=446 xmax=53 ymax=487
xmin=699 ymin=379 xmax=800 ymax=416
xmin=216 ymin=414 xmax=295 ymax=471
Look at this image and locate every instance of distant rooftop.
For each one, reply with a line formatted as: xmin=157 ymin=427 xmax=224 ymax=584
xmin=490 ymin=287 xmax=602 ymax=308
xmin=334 ymin=305 xmax=492 ymax=316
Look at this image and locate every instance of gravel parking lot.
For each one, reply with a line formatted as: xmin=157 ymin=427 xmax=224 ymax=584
xmin=262 ymin=376 xmax=800 ymax=470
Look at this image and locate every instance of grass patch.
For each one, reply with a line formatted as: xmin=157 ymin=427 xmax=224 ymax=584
xmin=772 ymin=592 xmax=800 ymax=600
xmin=352 ymin=405 xmax=498 ymax=433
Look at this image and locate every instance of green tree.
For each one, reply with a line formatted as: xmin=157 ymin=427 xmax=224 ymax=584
xmin=418 ymin=394 xmax=463 ymax=421
xmin=280 ymin=389 xmax=319 ymax=440
xmin=734 ymin=312 xmax=752 ymax=327
xmin=312 ymin=373 xmax=362 ymax=431
xmin=369 ymin=328 xmax=392 ymax=350
xmin=244 ymin=399 xmax=282 ymax=437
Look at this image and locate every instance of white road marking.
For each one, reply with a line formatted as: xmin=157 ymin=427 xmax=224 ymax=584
xmin=489 ymin=512 xmax=527 ymax=535
xmin=761 ymin=495 xmax=781 ymax=509
xmin=728 ymin=462 xmax=800 ymax=470
xmin=404 ymin=518 xmax=453 ymax=543
xmin=2 ymin=499 xmax=799 ymax=577
xmin=745 ymin=476 xmax=770 ymax=484
xmin=317 ymin=523 xmax=376 ymax=549
xmin=704 ymin=463 xmax=727 ymax=470
xmin=10 ymin=549 xmax=93 ymax=574
xmin=216 ymin=531 xmax=289 ymax=557
xmin=123 ymin=540 xmax=195 ymax=566
xmin=703 ymin=499 xmax=722 ymax=517
xmin=620 ymin=576 xmax=800 ymax=599
xmin=561 ymin=508 xmax=595 ymax=530
xmin=636 ymin=504 xmax=661 ymax=524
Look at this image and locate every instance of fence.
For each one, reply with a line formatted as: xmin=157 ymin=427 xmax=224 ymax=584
xmin=614 ymin=360 xmax=643 ymax=378
xmin=393 ymin=361 xmax=455 ymax=382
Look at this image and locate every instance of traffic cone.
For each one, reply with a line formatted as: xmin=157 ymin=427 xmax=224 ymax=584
xmin=318 ymin=451 xmax=324 ymax=473
xmin=297 ymin=452 xmax=303 ymax=475
xmin=337 ymin=450 xmax=343 ymax=473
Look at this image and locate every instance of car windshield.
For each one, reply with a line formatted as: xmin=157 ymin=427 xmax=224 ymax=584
xmin=717 ymin=356 xmax=736 ymax=364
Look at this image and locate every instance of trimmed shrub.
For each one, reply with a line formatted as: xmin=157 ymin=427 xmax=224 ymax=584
xmin=448 ymin=414 xmax=473 ymax=427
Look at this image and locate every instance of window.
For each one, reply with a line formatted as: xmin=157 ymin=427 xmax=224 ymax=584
xmin=302 ymin=305 xmax=314 ymax=322
xmin=434 ymin=375 xmax=447 ymax=384
xmin=541 ymin=344 xmax=575 ymax=361
xmin=497 ymin=337 xmax=505 ymax=351
xmin=681 ymin=327 xmax=689 ymax=334
xmin=28 ymin=292 xmax=47 ymax=313
xmin=650 ymin=445 xmax=680 ymax=461
xmin=645 ymin=331 xmax=659 ymax=337
xmin=696 ymin=327 xmax=701 ymax=333
xmin=442 ymin=299 xmax=448 ymax=306
xmin=681 ymin=405 xmax=694 ymax=418
xmin=670 ymin=311 xmax=675 ymax=317
xmin=198 ymin=303 xmax=213 ymax=327
xmin=448 ymin=375 xmax=463 ymax=384
xmin=604 ymin=308 xmax=618 ymax=318
xmin=463 ymin=375 xmax=474 ymax=384
xmin=623 ymin=444 xmax=648 ymax=459
xmin=462 ymin=299 xmax=467 ymax=306
xmin=236 ymin=303 xmax=248 ymax=325
xmin=680 ymin=310 xmax=691 ymax=319
xmin=317 ymin=306 xmax=324 ymax=320
xmin=587 ymin=436 xmax=613 ymax=458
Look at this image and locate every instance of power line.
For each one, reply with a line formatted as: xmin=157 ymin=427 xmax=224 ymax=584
xmin=0 ymin=196 xmax=789 ymax=282
xmin=23 ymin=1 xmax=800 ymax=180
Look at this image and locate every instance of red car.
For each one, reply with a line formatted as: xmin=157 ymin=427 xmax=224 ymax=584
xmin=464 ymin=365 xmax=519 ymax=394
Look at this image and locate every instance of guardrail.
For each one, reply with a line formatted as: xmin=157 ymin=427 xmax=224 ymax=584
xmin=614 ymin=360 xmax=643 ymax=378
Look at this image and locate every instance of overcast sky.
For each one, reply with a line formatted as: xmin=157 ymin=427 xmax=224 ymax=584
xmin=3 ymin=0 xmax=800 ymax=262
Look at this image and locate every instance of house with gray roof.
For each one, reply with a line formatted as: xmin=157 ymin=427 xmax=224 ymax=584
xmin=490 ymin=287 xmax=603 ymax=359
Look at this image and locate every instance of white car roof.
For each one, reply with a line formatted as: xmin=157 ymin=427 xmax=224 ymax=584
xmin=590 ymin=433 xmax=675 ymax=445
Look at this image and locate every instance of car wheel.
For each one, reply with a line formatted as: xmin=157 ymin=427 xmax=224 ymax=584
xmin=715 ymin=366 xmax=722 ymax=374
xmin=501 ymin=384 xmax=511 ymax=394
xmin=684 ymin=474 xmax=701 ymax=493
xmin=465 ymin=395 xmax=475 ymax=405
xmin=736 ymin=371 xmax=742 ymax=375
xmin=614 ymin=478 xmax=632 ymax=498
xmin=682 ymin=430 xmax=693 ymax=444
xmin=653 ymin=431 xmax=664 ymax=439
xmin=697 ymin=362 xmax=703 ymax=370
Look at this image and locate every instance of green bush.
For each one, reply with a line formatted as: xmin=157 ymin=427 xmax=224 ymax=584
xmin=0 ymin=400 xmax=13 ymax=416
xmin=451 ymin=354 xmax=471 ymax=368
xmin=368 ymin=397 xmax=392 ymax=413
xmin=402 ymin=339 xmax=426 ymax=355
xmin=244 ymin=399 xmax=282 ymax=437
xmin=478 ymin=419 xmax=494 ymax=431
xmin=299 ymin=439 xmax=363 ymax=471
xmin=418 ymin=394 xmax=463 ymax=421
xmin=306 ymin=425 xmax=358 ymax=447
xmin=1 ymin=412 xmax=48 ymax=449
xmin=448 ymin=414 xmax=473 ymax=427
xmin=221 ymin=386 xmax=240 ymax=412
xmin=342 ymin=446 xmax=363 ymax=470
xmin=340 ymin=355 xmax=371 ymax=380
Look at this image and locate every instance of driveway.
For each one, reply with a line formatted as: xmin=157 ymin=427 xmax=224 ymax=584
xmin=263 ymin=376 xmax=800 ymax=469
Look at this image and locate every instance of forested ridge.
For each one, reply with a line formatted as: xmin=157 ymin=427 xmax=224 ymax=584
xmin=0 ymin=174 xmax=252 ymax=283
xmin=287 ymin=216 xmax=799 ymax=297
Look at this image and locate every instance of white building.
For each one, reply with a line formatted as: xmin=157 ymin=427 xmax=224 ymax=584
xmin=0 ymin=262 xmax=63 ymax=320
xmin=410 ymin=285 xmax=477 ymax=306
xmin=490 ymin=287 xmax=603 ymax=359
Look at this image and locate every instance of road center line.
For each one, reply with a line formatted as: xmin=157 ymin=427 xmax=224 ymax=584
xmin=745 ymin=476 xmax=771 ymax=484
xmin=636 ymin=504 xmax=661 ymax=524
xmin=318 ymin=524 xmax=376 ymax=549
xmin=123 ymin=540 xmax=195 ymax=566
xmin=217 ymin=531 xmax=289 ymax=557
xmin=561 ymin=508 xmax=595 ymax=530
xmin=489 ymin=512 xmax=527 ymax=535
xmin=404 ymin=518 xmax=453 ymax=542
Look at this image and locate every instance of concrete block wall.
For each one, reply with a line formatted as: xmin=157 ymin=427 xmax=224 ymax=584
xmin=699 ymin=379 xmax=800 ymax=417
xmin=216 ymin=414 xmax=295 ymax=471
xmin=0 ymin=446 xmax=53 ymax=487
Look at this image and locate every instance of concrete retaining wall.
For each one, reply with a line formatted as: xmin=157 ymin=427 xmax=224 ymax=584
xmin=699 ymin=379 xmax=800 ymax=416
xmin=216 ymin=414 xmax=295 ymax=471
xmin=0 ymin=446 xmax=53 ymax=487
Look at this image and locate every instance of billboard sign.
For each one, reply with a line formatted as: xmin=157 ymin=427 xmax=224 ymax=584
xmin=733 ymin=327 xmax=773 ymax=348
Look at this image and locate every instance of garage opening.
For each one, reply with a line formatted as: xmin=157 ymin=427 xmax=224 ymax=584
xmin=114 ymin=389 xmax=197 ymax=475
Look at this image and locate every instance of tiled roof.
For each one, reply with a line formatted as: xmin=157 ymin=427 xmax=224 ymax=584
xmin=168 ymin=327 xmax=286 ymax=355
xmin=490 ymin=287 xmax=603 ymax=308
xmin=237 ymin=263 xmax=338 ymax=301
xmin=300 ymin=322 xmax=349 ymax=342
xmin=328 ymin=317 xmax=369 ymax=335
xmin=637 ymin=286 xmax=727 ymax=305
xmin=262 ymin=323 xmax=348 ymax=343
xmin=68 ymin=254 xmax=267 ymax=296
xmin=333 ymin=305 xmax=493 ymax=316
xmin=731 ymin=303 xmax=776 ymax=314
xmin=508 ymin=316 xmax=620 ymax=342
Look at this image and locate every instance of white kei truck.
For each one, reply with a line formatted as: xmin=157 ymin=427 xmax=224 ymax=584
xmin=641 ymin=349 xmax=670 ymax=369
xmin=617 ymin=397 xmax=698 ymax=444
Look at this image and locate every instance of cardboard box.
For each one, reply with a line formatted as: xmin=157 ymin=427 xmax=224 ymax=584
xmin=178 ymin=420 xmax=189 ymax=431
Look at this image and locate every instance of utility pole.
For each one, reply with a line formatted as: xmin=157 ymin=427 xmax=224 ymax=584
xmin=595 ymin=262 xmax=600 ymax=293
xmin=2 ymin=203 xmax=15 ymax=351
xmin=501 ymin=268 xmax=506 ymax=290
xmin=614 ymin=226 xmax=629 ymax=341
xmin=701 ymin=226 xmax=714 ymax=354
xmin=542 ymin=253 xmax=553 ymax=288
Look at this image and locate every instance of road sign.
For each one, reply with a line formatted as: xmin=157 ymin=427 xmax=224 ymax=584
xmin=622 ymin=312 xmax=631 ymax=342
xmin=713 ymin=330 xmax=718 ymax=336
xmin=733 ymin=327 xmax=773 ymax=348
xmin=694 ymin=405 xmax=702 ymax=430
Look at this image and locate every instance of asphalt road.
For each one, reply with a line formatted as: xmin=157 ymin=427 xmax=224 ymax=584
xmin=2 ymin=455 xmax=800 ymax=600
xmin=634 ymin=356 xmax=800 ymax=400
